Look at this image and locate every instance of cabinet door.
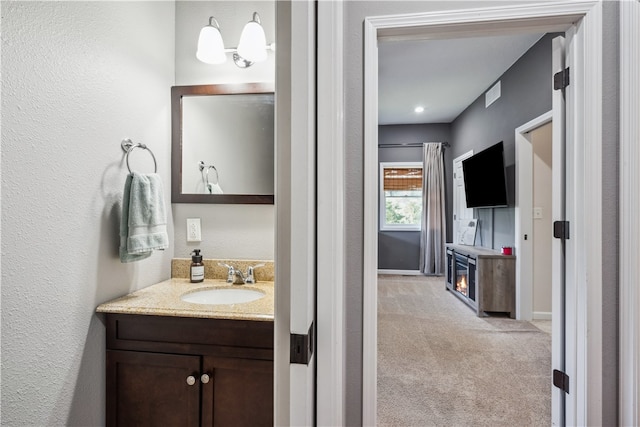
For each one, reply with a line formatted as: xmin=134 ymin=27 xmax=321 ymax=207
xmin=201 ymin=356 xmax=274 ymax=427
xmin=107 ymin=350 xmax=201 ymax=427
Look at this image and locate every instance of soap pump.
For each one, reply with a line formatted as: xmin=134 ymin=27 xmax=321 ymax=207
xmin=190 ymin=249 xmax=204 ymax=283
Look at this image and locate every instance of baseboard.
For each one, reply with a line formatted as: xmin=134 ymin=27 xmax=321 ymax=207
xmin=377 ymin=269 xmax=423 ymax=276
xmin=533 ymin=311 xmax=552 ymax=320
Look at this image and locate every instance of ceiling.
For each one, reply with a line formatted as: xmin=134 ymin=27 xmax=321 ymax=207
xmin=378 ymin=33 xmax=544 ymax=125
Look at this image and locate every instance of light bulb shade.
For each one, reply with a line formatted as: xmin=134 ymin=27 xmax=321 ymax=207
xmin=196 ymin=24 xmax=226 ymax=64
xmin=237 ymin=20 xmax=267 ymax=63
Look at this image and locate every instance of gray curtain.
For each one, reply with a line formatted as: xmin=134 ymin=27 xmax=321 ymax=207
xmin=420 ymin=143 xmax=446 ymax=275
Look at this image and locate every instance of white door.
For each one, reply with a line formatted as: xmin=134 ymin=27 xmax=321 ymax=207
xmin=551 ymin=32 xmax=575 ymax=427
xmin=452 ymin=151 xmax=474 ymax=243
xmin=274 ymin=1 xmax=316 ymax=426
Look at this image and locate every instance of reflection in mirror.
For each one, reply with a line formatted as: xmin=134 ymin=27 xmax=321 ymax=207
xmin=171 ymin=83 xmax=275 ymax=204
xmin=182 ymin=93 xmax=274 ymax=195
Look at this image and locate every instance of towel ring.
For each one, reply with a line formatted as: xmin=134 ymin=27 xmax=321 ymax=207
xmin=199 ymin=161 xmax=219 ymax=184
xmin=121 ymin=138 xmax=157 ymax=173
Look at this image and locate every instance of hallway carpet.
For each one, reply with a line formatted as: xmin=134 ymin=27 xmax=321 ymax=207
xmin=377 ymin=275 xmax=551 ymax=427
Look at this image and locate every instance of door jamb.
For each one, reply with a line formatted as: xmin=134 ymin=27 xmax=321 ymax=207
xmin=316 ymin=2 xmax=346 ymax=426
xmin=619 ymin=1 xmax=640 ymax=424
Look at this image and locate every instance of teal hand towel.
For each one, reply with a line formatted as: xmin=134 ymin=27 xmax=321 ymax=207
xmin=119 ymin=172 xmax=169 ymax=263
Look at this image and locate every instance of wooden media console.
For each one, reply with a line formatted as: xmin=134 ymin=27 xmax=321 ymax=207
xmin=445 ymin=243 xmax=516 ymax=318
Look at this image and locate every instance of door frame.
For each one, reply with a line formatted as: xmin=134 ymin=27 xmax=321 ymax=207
xmin=274 ymin=1 xmax=317 ymax=426
xmin=276 ymin=1 xmax=347 ymax=426
xmin=362 ymin=2 xmax=603 ymax=426
xmin=316 ymin=1 xmax=346 ymax=426
xmin=619 ymin=1 xmax=640 ymax=424
xmin=515 ymin=110 xmax=553 ymax=321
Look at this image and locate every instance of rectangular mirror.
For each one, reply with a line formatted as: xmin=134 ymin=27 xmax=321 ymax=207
xmin=171 ymin=83 xmax=275 ymax=204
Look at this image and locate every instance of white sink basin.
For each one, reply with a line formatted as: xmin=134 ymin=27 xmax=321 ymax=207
xmin=181 ymin=288 xmax=265 ymax=305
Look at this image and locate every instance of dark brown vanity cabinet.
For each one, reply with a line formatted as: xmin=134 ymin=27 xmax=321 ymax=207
xmin=105 ymin=314 xmax=274 ymax=427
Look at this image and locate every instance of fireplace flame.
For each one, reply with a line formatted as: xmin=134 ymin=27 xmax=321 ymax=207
xmin=456 ymin=275 xmax=468 ymax=296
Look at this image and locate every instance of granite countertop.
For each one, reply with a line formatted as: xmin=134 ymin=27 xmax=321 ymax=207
xmin=96 ymin=278 xmax=274 ymax=321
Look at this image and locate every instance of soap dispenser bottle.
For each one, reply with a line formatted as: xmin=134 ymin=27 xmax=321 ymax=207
xmin=190 ymin=249 xmax=204 ymax=283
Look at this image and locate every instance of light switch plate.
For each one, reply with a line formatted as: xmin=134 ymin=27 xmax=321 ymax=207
xmin=186 ymin=218 xmax=202 ymax=242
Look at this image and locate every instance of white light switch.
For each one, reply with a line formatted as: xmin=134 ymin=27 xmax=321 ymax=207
xmin=187 ymin=218 xmax=202 ymax=242
xmin=533 ymin=207 xmax=543 ymax=219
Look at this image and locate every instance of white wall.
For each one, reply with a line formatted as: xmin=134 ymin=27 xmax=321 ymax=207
xmin=173 ymin=1 xmax=275 ymax=260
xmin=1 ymin=2 xmax=175 ymax=425
xmin=532 ymin=122 xmax=552 ymax=316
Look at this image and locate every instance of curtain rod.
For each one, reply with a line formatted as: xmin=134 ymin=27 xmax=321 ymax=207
xmin=378 ymin=142 xmax=450 ymax=148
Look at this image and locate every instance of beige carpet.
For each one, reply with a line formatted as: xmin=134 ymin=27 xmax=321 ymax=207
xmin=377 ymin=275 xmax=551 ymax=427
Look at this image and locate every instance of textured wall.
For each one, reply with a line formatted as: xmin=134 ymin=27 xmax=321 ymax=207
xmin=1 ymin=2 xmax=175 ymax=425
xmin=173 ymin=1 xmax=275 ymax=261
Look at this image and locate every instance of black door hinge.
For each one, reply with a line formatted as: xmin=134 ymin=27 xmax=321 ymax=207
xmin=290 ymin=322 xmax=314 ymax=365
xmin=553 ymin=221 xmax=570 ymax=240
xmin=553 ymin=369 xmax=570 ymax=394
xmin=554 ymin=67 xmax=570 ymax=90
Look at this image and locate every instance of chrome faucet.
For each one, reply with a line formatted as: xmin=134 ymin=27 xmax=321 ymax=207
xmin=244 ymin=263 xmax=264 ymax=284
xmin=218 ymin=263 xmax=264 ymax=284
xmin=218 ymin=263 xmax=237 ymax=283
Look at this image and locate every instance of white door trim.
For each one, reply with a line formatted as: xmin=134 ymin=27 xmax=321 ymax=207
xmin=363 ymin=2 xmax=603 ymax=426
xmin=515 ymin=110 xmax=552 ymax=322
xmin=362 ymin=18 xmax=379 ymax=427
xmin=619 ymin=1 xmax=640 ymax=425
xmin=316 ymin=1 xmax=346 ymax=426
xmin=274 ymin=1 xmax=316 ymax=425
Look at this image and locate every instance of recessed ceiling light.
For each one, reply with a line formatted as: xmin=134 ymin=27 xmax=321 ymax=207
xmin=414 ymin=106 xmax=425 ymax=113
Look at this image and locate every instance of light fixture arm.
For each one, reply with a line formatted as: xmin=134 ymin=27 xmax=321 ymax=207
xmin=208 ymin=16 xmax=221 ymax=29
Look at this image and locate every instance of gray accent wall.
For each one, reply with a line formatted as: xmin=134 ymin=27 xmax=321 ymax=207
xmin=450 ymin=33 xmax=558 ymax=250
xmin=378 ymin=124 xmax=451 ymax=270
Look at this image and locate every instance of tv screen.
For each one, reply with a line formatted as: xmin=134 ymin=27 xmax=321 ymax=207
xmin=462 ymin=141 xmax=509 ymax=208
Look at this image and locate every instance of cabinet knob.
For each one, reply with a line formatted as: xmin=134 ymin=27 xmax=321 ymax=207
xmin=186 ymin=375 xmax=196 ymax=386
xmin=200 ymin=373 xmax=211 ymax=384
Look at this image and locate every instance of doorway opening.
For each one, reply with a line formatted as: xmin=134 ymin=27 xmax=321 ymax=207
xmin=515 ymin=111 xmax=553 ymax=322
xmin=376 ymin=31 xmax=554 ymax=423
xmin=363 ymin=3 xmax=605 ymax=426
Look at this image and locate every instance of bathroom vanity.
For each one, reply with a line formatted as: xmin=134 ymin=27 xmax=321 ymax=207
xmin=97 ymin=278 xmax=274 ymax=427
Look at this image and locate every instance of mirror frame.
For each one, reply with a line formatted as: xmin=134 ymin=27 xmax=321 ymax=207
xmin=171 ymin=83 xmax=275 ymax=204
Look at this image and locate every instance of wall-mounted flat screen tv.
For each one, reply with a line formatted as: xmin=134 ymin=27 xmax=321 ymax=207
xmin=462 ymin=141 xmax=508 ymax=208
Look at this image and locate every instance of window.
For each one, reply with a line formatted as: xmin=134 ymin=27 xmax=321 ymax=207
xmin=379 ymin=162 xmax=423 ymax=231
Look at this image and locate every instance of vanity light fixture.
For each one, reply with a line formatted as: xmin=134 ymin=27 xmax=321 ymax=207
xmin=196 ymin=12 xmax=274 ymax=69
xmin=196 ymin=17 xmax=226 ymax=64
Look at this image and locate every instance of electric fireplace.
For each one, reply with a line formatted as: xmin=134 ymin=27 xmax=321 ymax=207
xmin=446 ymin=247 xmax=477 ymax=310
xmin=454 ymin=253 xmax=476 ymax=302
